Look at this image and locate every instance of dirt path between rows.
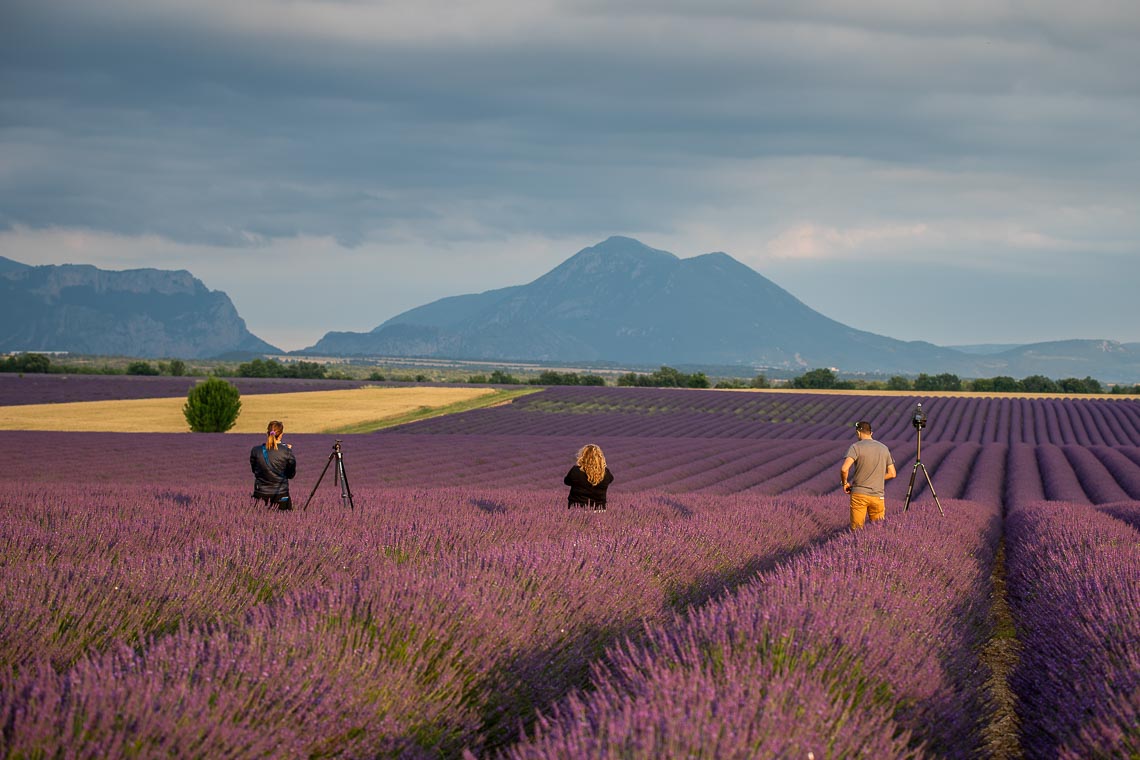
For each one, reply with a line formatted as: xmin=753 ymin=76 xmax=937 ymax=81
xmin=980 ymin=536 xmax=1024 ymax=758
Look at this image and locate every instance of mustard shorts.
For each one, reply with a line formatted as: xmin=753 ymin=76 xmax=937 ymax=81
xmin=850 ymin=493 xmax=885 ymax=530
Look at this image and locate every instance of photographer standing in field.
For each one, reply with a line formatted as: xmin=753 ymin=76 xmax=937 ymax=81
xmin=565 ymin=443 xmax=614 ymax=511
xmin=251 ymin=420 xmax=296 ymax=510
xmin=840 ymin=420 xmax=896 ymax=530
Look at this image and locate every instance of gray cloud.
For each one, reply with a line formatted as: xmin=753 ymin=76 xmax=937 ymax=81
xmin=2 ymin=0 xmax=1138 ymax=348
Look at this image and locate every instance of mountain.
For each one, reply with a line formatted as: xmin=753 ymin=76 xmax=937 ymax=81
xmin=306 ymin=236 xmax=969 ymax=374
xmin=970 ymin=340 xmax=1140 ymax=382
xmin=304 ymin=237 xmax=1140 ymax=382
xmin=0 ymin=256 xmax=280 ymax=358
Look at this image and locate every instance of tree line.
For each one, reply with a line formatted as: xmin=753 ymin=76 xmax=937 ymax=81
xmin=782 ymin=367 xmax=1139 ymax=395
xmin=2 ymin=353 xmax=1139 ymax=394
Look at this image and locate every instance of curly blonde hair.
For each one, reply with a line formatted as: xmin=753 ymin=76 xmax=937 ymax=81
xmin=576 ymin=443 xmax=607 ymax=486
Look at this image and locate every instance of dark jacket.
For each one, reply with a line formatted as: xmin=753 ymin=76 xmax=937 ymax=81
xmin=251 ymin=443 xmax=297 ymax=505
xmin=564 ymin=465 xmax=614 ymax=509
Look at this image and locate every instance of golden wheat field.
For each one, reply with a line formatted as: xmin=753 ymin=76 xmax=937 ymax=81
xmin=0 ymin=386 xmax=500 ymax=434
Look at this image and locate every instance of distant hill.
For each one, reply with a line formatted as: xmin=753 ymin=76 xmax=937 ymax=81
xmin=968 ymin=340 xmax=1140 ymax=383
xmin=305 ymin=237 xmax=1140 ymax=382
xmin=305 ymin=236 xmax=962 ymax=373
xmin=0 ymin=256 xmax=280 ymax=359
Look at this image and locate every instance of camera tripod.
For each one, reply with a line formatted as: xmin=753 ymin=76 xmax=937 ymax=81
xmin=303 ymin=440 xmax=355 ymax=511
xmin=902 ymin=422 xmax=944 ymax=515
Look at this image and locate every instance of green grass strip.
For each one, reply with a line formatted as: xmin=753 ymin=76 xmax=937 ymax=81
xmin=325 ymin=387 xmax=542 ymax=434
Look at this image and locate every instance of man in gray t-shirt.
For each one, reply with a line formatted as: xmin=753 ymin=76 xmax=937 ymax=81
xmin=840 ymin=420 xmax=896 ymax=529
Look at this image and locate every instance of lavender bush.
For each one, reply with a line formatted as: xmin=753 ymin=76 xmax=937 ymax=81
xmin=504 ymin=499 xmax=1002 ymax=759
xmin=1005 ymin=500 xmax=1140 ymax=758
xmin=0 ymin=481 xmax=848 ymax=756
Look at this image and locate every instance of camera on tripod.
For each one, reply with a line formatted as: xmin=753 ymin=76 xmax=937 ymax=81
xmin=911 ymin=403 xmax=927 ymax=430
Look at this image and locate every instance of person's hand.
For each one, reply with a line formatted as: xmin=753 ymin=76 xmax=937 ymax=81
xmin=843 ymin=482 xmax=852 ymax=494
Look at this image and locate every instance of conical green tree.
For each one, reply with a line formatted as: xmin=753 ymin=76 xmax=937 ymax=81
xmin=183 ymin=378 xmax=242 ymax=432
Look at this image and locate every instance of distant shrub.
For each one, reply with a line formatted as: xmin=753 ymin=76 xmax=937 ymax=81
xmin=0 ymin=353 xmax=52 ymax=374
xmin=913 ymin=372 xmax=962 ymax=392
xmin=886 ymin=375 xmax=912 ymax=391
xmin=530 ymin=370 xmax=607 ymax=386
xmin=488 ymin=370 xmax=519 ymax=385
xmin=1020 ymin=375 xmax=1059 ymax=393
xmin=183 ymin=378 xmax=242 ymax=432
xmin=617 ymin=366 xmax=708 ymax=389
xmin=467 ymin=374 xmax=488 ymax=384
xmin=368 ymin=371 xmax=387 ymax=381
xmin=236 ymin=358 xmax=326 ymax=379
xmin=1058 ymin=376 xmax=1103 ymax=394
xmin=126 ymin=361 xmax=160 ymax=376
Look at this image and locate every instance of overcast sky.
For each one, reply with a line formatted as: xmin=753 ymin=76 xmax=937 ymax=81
xmin=3 ymin=1 xmax=1138 ymax=352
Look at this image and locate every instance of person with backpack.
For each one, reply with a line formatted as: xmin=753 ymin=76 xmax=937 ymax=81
xmin=251 ymin=420 xmax=297 ymax=509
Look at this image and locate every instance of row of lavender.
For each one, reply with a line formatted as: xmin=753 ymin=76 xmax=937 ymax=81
xmin=6 ymin=378 xmax=1138 ymax=448
xmin=502 ymin=497 xmax=1140 ymax=759
xmin=3 ymin=429 xmax=1140 ymax=509
xmin=504 ymin=499 xmax=1002 ymax=759
xmin=4 ymin=488 xmax=1136 ymax=757
xmin=1004 ymin=500 xmax=1140 ymax=757
xmin=0 ymin=482 xmax=848 ymax=757
xmin=401 ymin=386 xmax=1140 ymax=447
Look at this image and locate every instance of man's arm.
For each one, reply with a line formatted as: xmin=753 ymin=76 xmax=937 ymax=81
xmin=885 ymin=463 xmax=896 ymax=482
xmin=840 ymin=457 xmax=854 ymax=492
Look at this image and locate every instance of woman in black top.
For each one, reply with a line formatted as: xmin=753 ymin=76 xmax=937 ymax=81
xmin=251 ymin=420 xmax=296 ymax=509
xmin=564 ymin=443 xmax=614 ymax=510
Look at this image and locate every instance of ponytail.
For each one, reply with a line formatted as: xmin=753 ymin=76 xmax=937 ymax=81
xmin=266 ymin=420 xmax=284 ymax=450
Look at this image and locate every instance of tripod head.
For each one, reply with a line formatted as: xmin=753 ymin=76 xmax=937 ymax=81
xmin=911 ymin=403 xmax=927 ymax=430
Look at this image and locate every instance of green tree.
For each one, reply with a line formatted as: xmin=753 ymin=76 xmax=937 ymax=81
xmin=791 ymin=368 xmax=838 ymax=389
xmin=686 ymin=372 xmax=710 ymax=389
xmin=289 ymin=361 xmax=327 ymax=379
xmin=167 ymin=359 xmax=187 ymax=376
xmin=368 ymin=371 xmax=387 ymax=381
xmin=992 ymin=376 xmax=1019 ymax=392
xmin=126 ymin=360 xmax=160 ymax=376
xmin=886 ymin=375 xmax=912 ymax=391
xmin=237 ymin=358 xmax=277 ymax=377
xmin=1058 ymin=376 xmax=1103 ymax=394
xmin=914 ymin=373 xmax=961 ymax=391
xmin=488 ymin=370 xmax=519 ymax=384
xmin=0 ymin=353 xmax=52 ymax=373
xmin=183 ymin=378 xmax=242 ymax=432
xmin=971 ymin=378 xmax=994 ymax=393
xmin=1020 ymin=375 xmax=1059 ymax=393
xmin=750 ymin=374 xmax=771 ymax=389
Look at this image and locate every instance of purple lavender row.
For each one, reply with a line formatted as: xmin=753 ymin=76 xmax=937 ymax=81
xmin=1004 ymin=500 xmax=1140 ymax=758
xmin=502 ymin=499 xmax=1002 ymax=759
xmin=0 ymin=482 xmax=848 ymax=756
xmin=5 ymin=429 xmax=1140 ymax=509
xmin=395 ymin=387 xmax=1140 ymax=447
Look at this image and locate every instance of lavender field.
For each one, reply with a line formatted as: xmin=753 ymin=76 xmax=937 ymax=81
xmin=1 ymin=386 xmax=1138 ymax=757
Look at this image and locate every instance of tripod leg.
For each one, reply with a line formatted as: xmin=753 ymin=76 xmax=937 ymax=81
xmin=336 ymin=454 xmax=355 ymax=510
xmin=902 ymin=462 xmax=920 ymax=512
xmin=919 ymin=463 xmax=945 ymax=516
xmin=303 ymin=451 xmax=336 ymax=511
